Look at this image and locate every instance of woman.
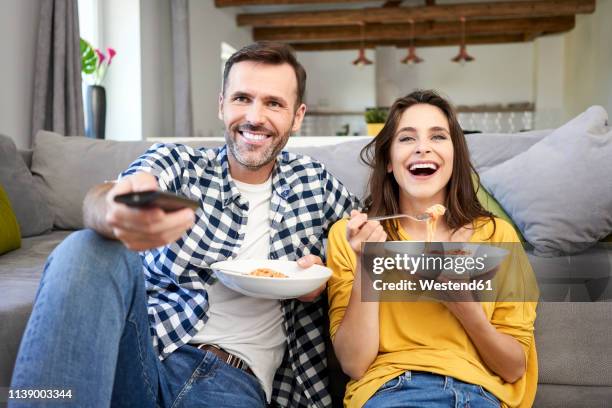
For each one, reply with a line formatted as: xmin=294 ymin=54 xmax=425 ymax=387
xmin=327 ymin=90 xmax=538 ymax=408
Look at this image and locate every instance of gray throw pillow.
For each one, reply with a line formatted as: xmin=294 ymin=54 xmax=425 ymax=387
xmin=481 ymin=106 xmax=612 ymax=256
xmin=0 ymin=134 xmax=54 ymax=237
xmin=290 ymin=138 xmax=371 ymax=200
xmin=465 ymin=129 xmax=551 ymax=172
xmin=30 ymin=131 xmax=224 ymax=230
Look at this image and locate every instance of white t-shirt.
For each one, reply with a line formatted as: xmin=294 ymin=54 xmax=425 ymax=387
xmin=190 ymin=177 xmax=285 ymax=402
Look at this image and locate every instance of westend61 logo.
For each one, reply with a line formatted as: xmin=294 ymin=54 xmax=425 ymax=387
xmin=371 ymin=252 xmax=487 ymax=275
xmin=359 ymin=242 xmax=527 ymax=302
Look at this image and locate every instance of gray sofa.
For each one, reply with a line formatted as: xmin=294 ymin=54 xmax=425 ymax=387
xmin=1 ymin=130 xmax=612 ymax=407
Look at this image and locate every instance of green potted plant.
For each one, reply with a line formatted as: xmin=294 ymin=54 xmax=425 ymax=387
xmin=81 ymin=38 xmax=117 ymax=139
xmin=365 ymin=107 xmax=388 ymax=136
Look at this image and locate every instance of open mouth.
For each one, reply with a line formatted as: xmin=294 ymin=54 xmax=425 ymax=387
xmin=408 ymin=162 xmax=439 ymax=177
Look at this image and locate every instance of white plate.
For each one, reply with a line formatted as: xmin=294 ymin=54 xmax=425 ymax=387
xmin=383 ymin=242 xmax=509 ymax=278
xmin=210 ymin=260 xmax=332 ymax=300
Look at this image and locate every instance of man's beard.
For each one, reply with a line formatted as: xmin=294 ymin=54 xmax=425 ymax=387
xmin=225 ymin=123 xmax=291 ymax=169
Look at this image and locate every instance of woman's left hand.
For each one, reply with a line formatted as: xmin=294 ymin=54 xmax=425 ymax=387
xmin=443 ymin=301 xmax=485 ymax=324
xmin=435 ymin=274 xmax=484 ymax=322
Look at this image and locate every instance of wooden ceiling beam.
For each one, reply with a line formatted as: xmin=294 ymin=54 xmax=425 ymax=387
xmin=524 ymin=31 xmax=542 ymax=41
xmin=215 ymin=0 xmax=373 ymax=6
xmin=289 ymin=33 xmax=527 ymax=51
xmin=253 ymin=16 xmax=575 ymax=42
xmin=237 ymin=0 xmax=593 ymax=27
xmin=383 ymin=1 xmax=403 ymax=7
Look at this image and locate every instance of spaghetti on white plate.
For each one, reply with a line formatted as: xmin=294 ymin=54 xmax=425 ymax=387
xmin=248 ymin=268 xmax=288 ymax=278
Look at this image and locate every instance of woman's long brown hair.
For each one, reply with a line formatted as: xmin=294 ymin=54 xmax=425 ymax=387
xmin=360 ymin=90 xmax=496 ymax=241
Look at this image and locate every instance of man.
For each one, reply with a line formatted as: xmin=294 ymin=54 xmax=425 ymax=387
xmin=10 ymin=43 xmax=357 ymax=407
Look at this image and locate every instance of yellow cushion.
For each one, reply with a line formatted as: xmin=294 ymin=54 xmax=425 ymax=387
xmin=0 ymin=184 xmax=21 ymax=254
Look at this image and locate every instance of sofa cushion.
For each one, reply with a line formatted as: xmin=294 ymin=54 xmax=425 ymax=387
xmin=290 ymin=138 xmax=371 ymax=200
xmin=30 ymin=131 xmax=223 ymax=230
xmin=481 ymin=106 xmax=612 ymax=256
xmin=534 ymin=384 xmax=612 ymax=408
xmin=465 ymin=129 xmax=550 ymax=172
xmin=535 ymin=302 xmax=612 ymax=387
xmin=0 ymin=134 xmax=54 ymax=237
xmin=0 ymin=184 xmax=21 ymax=255
xmin=0 ymin=231 xmax=71 ymax=387
xmin=30 ymin=131 xmax=370 ymax=230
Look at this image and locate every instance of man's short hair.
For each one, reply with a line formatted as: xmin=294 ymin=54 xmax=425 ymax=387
xmin=222 ymin=42 xmax=307 ymax=108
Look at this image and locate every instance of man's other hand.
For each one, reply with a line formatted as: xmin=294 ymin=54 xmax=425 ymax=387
xmin=296 ymin=255 xmax=327 ymax=302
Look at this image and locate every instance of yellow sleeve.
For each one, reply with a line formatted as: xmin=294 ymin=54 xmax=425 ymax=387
xmin=326 ymin=219 xmax=358 ymax=341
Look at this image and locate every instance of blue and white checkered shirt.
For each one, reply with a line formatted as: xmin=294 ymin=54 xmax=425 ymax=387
xmin=121 ymin=143 xmax=359 ymax=407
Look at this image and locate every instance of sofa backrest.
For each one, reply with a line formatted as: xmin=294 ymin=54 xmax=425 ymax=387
xmin=19 ymin=150 xmax=33 ymax=168
xmin=25 ymin=129 xmax=549 ymax=231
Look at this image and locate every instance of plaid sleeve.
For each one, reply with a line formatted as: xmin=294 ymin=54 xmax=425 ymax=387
xmin=119 ymin=143 xmax=189 ymax=192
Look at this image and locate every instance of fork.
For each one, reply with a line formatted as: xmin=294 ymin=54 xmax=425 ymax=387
xmin=369 ymin=213 xmax=431 ymax=222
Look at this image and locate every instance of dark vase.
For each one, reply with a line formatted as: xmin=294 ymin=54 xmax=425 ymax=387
xmin=86 ymin=85 xmax=106 ymax=139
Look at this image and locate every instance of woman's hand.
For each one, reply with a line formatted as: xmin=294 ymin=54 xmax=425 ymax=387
xmin=346 ymin=210 xmax=387 ymax=257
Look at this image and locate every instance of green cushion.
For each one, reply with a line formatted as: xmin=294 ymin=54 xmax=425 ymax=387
xmin=472 ymin=173 xmax=525 ymax=242
xmin=0 ymin=184 xmax=21 ymax=254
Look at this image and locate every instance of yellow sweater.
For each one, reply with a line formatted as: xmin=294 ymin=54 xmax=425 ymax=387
xmin=327 ymin=217 xmax=538 ymax=408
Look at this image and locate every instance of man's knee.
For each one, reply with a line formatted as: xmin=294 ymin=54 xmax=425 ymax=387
xmin=46 ymin=229 xmax=142 ymax=286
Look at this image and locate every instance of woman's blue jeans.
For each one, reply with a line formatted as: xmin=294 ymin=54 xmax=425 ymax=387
xmin=9 ymin=230 xmax=266 ymax=407
xmin=364 ymin=371 xmax=501 ymax=408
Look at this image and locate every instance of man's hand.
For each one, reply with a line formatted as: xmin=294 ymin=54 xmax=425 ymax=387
xmin=296 ymin=255 xmax=326 ymax=302
xmin=105 ymin=172 xmax=196 ymax=251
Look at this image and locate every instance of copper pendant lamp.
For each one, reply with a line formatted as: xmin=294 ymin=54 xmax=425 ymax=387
xmin=401 ymin=19 xmax=423 ymax=64
xmin=451 ymin=17 xmax=475 ymax=63
xmin=353 ymin=22 xmax=373 ymax=66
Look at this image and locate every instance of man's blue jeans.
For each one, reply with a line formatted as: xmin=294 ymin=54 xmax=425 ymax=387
xmin=9 ymin=230 xmax=266 ymax=407
xmin=363 ymin=371 xmax=501 ymax=408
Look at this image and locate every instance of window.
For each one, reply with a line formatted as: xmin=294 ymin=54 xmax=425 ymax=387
xmin=220 ymin=41 xmax=237 ymax=83
xmin=78 ymin=0 xmax=101 ymax=46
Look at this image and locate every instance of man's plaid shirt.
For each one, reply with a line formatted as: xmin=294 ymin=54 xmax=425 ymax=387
xmin=121 ymin=143 xmax=359 ymax=407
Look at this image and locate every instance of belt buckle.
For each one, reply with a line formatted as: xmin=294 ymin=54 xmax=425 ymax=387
xmin=201 ymin=344 xmax=246 ymax=371
xmin=227 ymin=353 xmax=246 ymax=371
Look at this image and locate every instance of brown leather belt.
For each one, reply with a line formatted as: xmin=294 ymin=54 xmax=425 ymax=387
xmin=195 ymin=344 xmax=254 ymax=377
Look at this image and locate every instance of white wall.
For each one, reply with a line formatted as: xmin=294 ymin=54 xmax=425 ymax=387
xmin=563 ymin=0 xmax=612 ymax=121
xmin=298 ymin=42 xmax=534 ymax=113
xmin=396 ymin=42 xmax=534 ymax=106
xmin=297 ymin=50 xmax=376 ymax=111
xmin=533 ymin=35 xmax=565 ymax=129
xmin=188 ymin=0 xmax=252 ymax=137
xmin=0 ymin=0 xmax=40 ymax=149
xmin=101 ymin=0 xmax=142 ymax=141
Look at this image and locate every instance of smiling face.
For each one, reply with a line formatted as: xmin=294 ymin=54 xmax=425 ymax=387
xmin=388 ymin=103 xmax=454 ymax=207
xmin=219 ymin=61 xmax=306 ymax=183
